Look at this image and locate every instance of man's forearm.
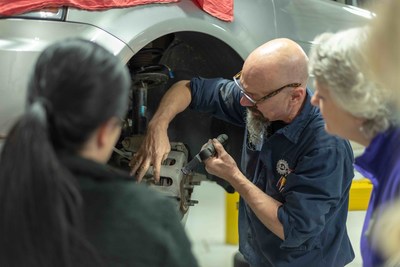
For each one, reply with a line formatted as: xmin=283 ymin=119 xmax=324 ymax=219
xmin=148 ymin=80 xmax=192 ymax=129
xmin=231 ymin=171 xmax=285 ymax=240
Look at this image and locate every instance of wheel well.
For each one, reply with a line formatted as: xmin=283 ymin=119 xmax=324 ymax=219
xmin=127 ymin=31 xmax=244 ymax=79
xmin=123 ymin=31 xmax=245 ymax=185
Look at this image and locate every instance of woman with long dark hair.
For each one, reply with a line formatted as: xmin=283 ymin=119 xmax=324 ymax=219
xmin=0 ymin=39 xmax=198 ymax=267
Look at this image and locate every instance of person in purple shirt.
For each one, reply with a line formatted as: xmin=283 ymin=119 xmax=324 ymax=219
xmin=309 ymin=26 xmax=400 ymax=267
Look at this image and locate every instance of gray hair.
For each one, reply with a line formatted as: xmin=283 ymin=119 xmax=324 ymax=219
xmin=308 ymin=27 xmax=392 ymax=139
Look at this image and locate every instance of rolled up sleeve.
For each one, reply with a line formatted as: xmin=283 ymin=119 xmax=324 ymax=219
xmin=277 ymin=146 xmax=353 ymax=249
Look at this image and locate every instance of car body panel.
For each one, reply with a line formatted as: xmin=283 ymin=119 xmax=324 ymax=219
xmin=0 ymin=0 xmax=370 ymax=138
xmin=274 ymin=0 xmax=373 ymax=51
xmin=65 ymin=0 xmax=276 ymax=61
xmin=0 ymin=19 xmax=133 ymax=137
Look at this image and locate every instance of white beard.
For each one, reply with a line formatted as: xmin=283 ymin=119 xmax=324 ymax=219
xmin=246 ymin=107 xmax=270 ymax=147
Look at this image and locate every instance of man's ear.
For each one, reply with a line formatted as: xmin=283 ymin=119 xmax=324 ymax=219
xmin=290 ymin=87 xmax=305 ymax=103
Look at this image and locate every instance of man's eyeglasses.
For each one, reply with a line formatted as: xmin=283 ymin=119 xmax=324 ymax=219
xmin=233 ymin=71 xmax=301 ymax=106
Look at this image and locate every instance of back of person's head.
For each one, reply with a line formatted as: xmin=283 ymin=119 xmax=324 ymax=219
xmin=308 ymin=27 xmax=392 ymax=139
xmin=28 ymin=39 xmax=130 ymax=151
xmin=0 ymin=38 xmax=130 ymax=267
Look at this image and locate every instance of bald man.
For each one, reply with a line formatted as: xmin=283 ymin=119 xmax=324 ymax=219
xmin=131 ymin=39 xmax=355 ymax=267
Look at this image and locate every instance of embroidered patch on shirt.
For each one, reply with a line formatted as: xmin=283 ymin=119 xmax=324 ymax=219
xmin=276 ymin=159 xmax=292 ymax=192
xmin=276 ymin=159 xmax=290 ymax=176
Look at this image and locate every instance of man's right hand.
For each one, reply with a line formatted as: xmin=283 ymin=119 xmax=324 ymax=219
xmin=129 ymin=123 xmax=171 ymax=182
xmin=129 ymin=80 xmax=192 ymax=182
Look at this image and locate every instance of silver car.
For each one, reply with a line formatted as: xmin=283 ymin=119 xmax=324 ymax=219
xmin=0 ymin=0 xmax=372 ymax=215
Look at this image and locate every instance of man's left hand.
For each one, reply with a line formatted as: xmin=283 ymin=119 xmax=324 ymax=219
xmin=204 ymin=138 xmax=240 ymax=182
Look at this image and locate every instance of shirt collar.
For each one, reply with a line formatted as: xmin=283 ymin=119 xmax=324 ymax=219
xmin=354 ymin=127 xmax=398 ymax=182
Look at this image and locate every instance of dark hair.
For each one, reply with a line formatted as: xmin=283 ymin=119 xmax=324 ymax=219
xmin=0 ymin=39 xmax=130 ymax=267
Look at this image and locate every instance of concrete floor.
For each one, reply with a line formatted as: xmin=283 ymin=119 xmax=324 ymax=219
xmin=185 ymin=180 xmax=366 ymax=267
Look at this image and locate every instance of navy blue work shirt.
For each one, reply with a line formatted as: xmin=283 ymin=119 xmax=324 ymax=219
xmin=189 ymin=77 xmax=355 ymax=267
